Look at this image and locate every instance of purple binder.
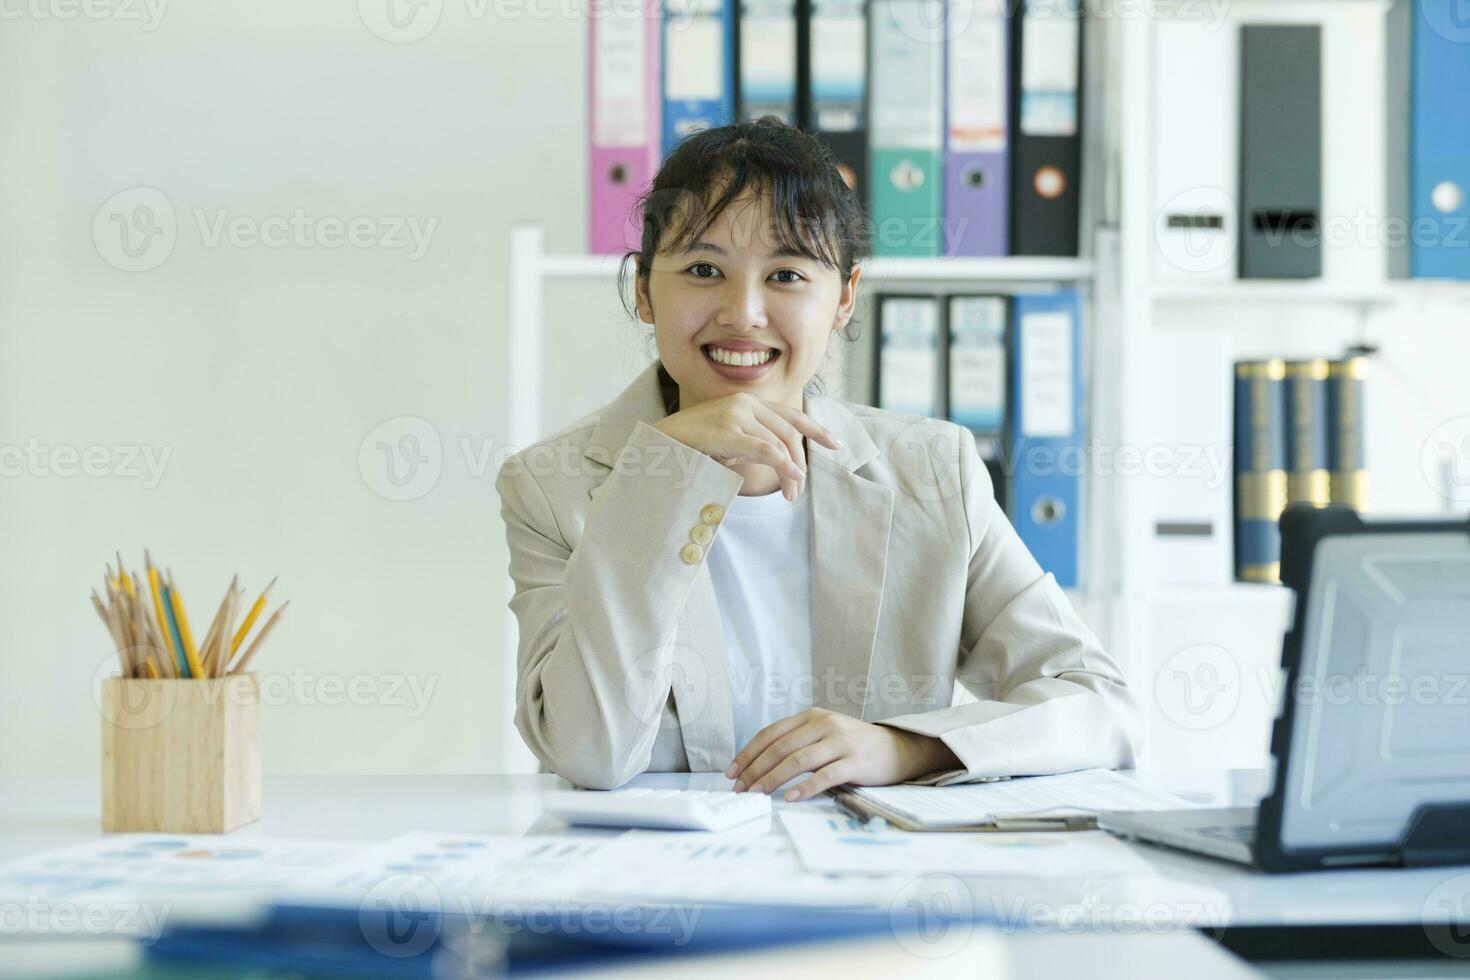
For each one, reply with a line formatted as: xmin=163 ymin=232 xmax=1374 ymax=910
xmin=943 ymin=0 xmax=1009 ymax=257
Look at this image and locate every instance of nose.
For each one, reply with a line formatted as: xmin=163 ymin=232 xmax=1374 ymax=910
xmin=714 ymin=275 xmax=769 ymax=332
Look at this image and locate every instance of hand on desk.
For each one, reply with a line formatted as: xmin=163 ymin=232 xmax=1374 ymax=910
xmin=724 ymin=707 xmax=961 ymax=802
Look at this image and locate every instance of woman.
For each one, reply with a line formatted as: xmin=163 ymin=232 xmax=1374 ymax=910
xmin=497 ymin=118 xmax=1140 ymax=800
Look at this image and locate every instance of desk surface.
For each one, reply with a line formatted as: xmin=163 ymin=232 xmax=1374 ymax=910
xmin=2 ymin=768 xmax=1465 ymax=937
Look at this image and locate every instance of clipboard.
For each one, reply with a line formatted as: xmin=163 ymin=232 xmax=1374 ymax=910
xmin=830 ymin=786 xmax=1097 ymax=833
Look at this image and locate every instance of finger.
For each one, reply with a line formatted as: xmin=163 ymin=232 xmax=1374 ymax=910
xmin=737 ymin=723 xmax=826 ymax=793
xmin=732 ymin=432 xmax=803 ymax=484
xmin=726 ymin=712 xmax=809 ymax=784
xmin=783 ymin=759 xmax=853 ymax=803
xmin=765 ymin=402 xmax=843 ymax=451
xmin=748 ymin=739 xmax=843 ymax=797
xmin=752 ymin=407 xmax=805 ymax=500
xmin=753 ymin=404 xmax=806 ymax=478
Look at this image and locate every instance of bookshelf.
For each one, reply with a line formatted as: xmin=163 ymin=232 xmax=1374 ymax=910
xmin=1112 ymin=0 xmax=1470 ymax=769
xmin=498 ymin=0 xmax=1465 ymax=773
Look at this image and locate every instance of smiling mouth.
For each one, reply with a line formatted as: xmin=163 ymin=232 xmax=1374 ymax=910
xmin=703 ymin=345 xmax=780 ymax=368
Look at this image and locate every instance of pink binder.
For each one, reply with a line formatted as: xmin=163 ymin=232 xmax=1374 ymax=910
xmin=589 ymin=0 xmax=662 ymax=255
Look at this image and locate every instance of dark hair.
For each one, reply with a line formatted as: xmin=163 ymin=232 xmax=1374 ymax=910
xmin=617 ymin=117 xmax=871 ymax=349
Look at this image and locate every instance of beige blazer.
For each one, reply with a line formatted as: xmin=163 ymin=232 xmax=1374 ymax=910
xmin=497 ymin=363 xmax=1142 ymax=790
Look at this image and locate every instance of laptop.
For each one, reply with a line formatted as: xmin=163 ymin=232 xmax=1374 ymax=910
xmin=1099 ymin=505 xmax=1470 ymax=872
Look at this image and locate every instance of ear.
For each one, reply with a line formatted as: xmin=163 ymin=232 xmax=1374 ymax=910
xmin=832 ymin=264 xmax=863 ymax=334
xmin=634 ymin=259 xmax=655 ymax=325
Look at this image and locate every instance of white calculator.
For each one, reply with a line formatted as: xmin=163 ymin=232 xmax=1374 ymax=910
xmin=542 ymin=789 xmax=772 ymax=831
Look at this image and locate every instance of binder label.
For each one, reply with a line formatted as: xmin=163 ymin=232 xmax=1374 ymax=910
xmin=870 ymin=0 xmax=944 ymax=147
xmin=879 ymin=297 xmax=941 ymax=417
xmin=666 ymin=0 xmax=726 ymax=106
xmin=811 ymin=0 xmax=867 ymax=132
xmin=947 ymin=0 xmax=1007 ymax=153
xmin=1020 ymin=311 xmax=1073 ymax=437
xmin=740 ymin=0 xmax=797 ymax=123
xmin=948 ymin=297 xmax=1007 ymax=432
xmin=1019 ymin=0 xmax=1079 ymax=137
xmin=594 ymin=0 xmax=650 ymax=146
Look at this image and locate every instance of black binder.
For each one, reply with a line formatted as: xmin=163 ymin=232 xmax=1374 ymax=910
xmin=797 ymin=0 xmax=868 ymax=196
xmin=1008 ymin=0 xmax=1083 ymax=257
xmin=1239 ymin=24 xmax=1323 ymax=279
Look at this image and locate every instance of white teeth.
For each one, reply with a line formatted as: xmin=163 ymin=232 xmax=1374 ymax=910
xmin=706 ymin=346 xmax=775 ymax=368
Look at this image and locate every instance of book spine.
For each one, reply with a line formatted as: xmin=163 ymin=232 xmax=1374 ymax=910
xmin=1327 ymin=356 xmax=1369 ymax=511
xmin=1235 ymin=359 xmax=1288 ymax=583
xmin=1284 ymin=359 xmax=1330 ymax=507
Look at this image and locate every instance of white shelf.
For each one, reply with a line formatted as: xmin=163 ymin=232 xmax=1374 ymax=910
xmin=1148 ymin=281 xmax=1396 ymax=307
xmin=535 ymin=250 xmax=1093 ymax=284
xmin=861 ymin=256 xmax=1093 ymax=282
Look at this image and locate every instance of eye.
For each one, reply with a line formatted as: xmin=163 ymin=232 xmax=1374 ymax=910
xmin=771 ymin=269 xmax=806 ymax=284
xmin=685 ymin=262 xmax=720 ymax=279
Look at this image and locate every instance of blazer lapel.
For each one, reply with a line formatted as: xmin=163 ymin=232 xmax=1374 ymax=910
xmin=804 ymin=395 xmax=894 ymax=721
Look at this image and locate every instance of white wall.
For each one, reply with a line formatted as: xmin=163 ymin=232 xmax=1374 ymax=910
xmin=0 ymin=1 xmax=633 ymax=776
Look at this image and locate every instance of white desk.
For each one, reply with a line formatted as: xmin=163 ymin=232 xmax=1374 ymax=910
xmin=1 ymin=771 xmax=1467 ymax=977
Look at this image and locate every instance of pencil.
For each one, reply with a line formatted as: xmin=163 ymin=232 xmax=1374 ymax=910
xmin=197 ymin=577 xmax=234 ymax=678
xmin=160 ymin=581 xmax=190 ymax=677
xmin=231 ymin=577 xmax=276 ymax=655
xmin=92 ymin=591 xmax=128 ymax=675
xmin=216 ymin=586 xmax=241 ymax=677
xmin=165 ymin=571 xmax=205 ymax=679
xmin=145 ymin=562 xmax=175 ymax=676
xmin=228 ymin=600 xmax=287 ymax=675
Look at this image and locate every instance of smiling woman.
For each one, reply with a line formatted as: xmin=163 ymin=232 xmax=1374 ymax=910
xmin=496 ymin=118 xmax=1142 ymax=797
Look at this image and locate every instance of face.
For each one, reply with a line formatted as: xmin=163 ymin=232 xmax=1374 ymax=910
xmin=634 ymin=189 xmax=861 ymax=411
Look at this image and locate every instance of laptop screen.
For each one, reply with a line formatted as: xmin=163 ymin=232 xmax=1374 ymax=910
xmin=1278 ymin=531 xmax=1470 ymax=852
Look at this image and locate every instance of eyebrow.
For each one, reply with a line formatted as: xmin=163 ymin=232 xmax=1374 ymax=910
xmin=685 ymin=240 xmax=810 ymax=260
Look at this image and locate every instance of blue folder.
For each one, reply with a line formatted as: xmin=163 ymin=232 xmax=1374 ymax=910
xmin=663 ymin=0 xmax=737 ymax=156
xmin=1006 ymin=291 xmax=1082 ymax=589
xmin=143 ymin=899 xmax=987 ymax=976
xmin=1410 ymin=0 xmax=1470 ymax=280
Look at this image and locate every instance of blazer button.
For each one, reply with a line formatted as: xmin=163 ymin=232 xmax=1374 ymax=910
xmin=700 ymin=504 xmax=725 ymax=525
xmin=680 ymin=543 xmax=705 ymax=565
xmin=690 ymin=524 xmax=714 ymax=547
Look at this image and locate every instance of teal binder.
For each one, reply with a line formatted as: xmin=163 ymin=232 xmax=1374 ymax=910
xmin=868 ymin=0 xmax=944 ymax=256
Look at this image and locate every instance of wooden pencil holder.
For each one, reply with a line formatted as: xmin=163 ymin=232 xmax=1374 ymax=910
xmin=101 ymin=673 xmax=262 ymax=834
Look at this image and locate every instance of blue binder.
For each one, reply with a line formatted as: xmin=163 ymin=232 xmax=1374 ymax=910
xmin=1410 ymin=0 xmax=1470 ymax=280
xmin=1007 ymin=291 xmax=1082 ymax=589
xmin=663 ymin=0 xmax=738 ymax=156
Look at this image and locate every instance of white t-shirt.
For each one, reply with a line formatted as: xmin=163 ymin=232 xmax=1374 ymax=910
xmin=705 ymin=488 xmax=814 ymax=753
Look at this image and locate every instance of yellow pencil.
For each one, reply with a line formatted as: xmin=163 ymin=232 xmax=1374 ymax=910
xmin=166 ymin=570 xmax=205 ymax=679
xmin=231 ymin=576 xmax=277 ymax=655
xmin=145 ymin=563 xmax=172 ymax=669
xmin=228 ymin=600 xmax=288 ymax=675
